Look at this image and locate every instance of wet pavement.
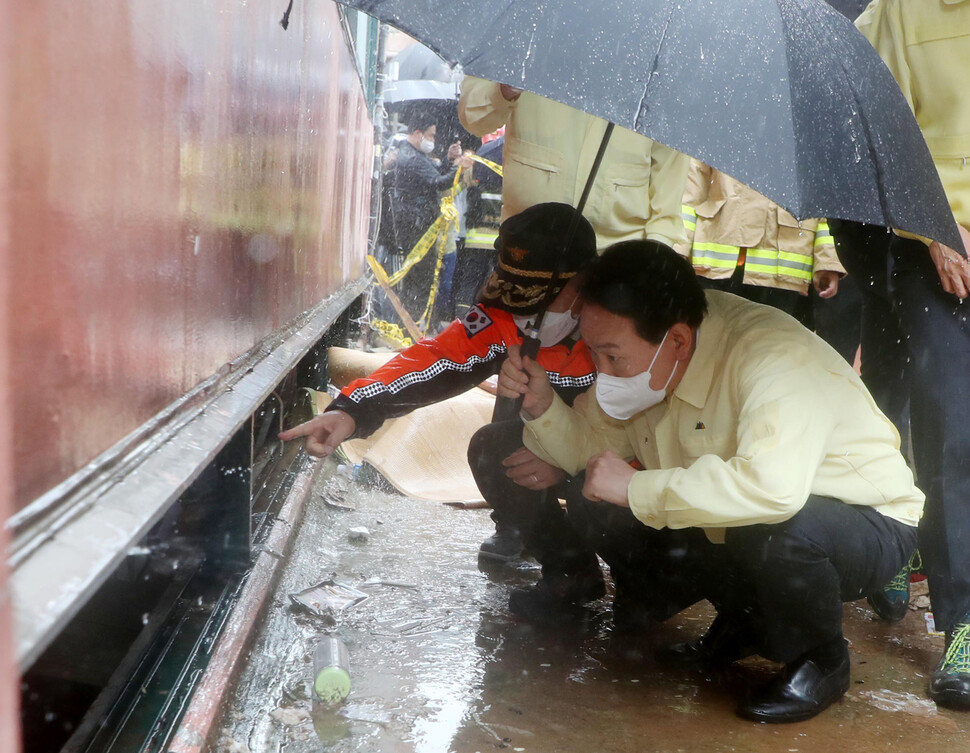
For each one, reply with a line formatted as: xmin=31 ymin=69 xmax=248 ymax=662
xmin=216 ymin=464 xmax=970 ymax=752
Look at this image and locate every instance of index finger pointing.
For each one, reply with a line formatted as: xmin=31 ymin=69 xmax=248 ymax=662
xmin=279 ymin=420 xmax=317 ymax=442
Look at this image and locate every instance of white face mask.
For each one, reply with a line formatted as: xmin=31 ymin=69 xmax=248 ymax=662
xmin=595 ymin=330 xmax=677 ymax=420
xmin=513 ymin=310 xmax=580 ymax=347
xmin=419 ymin=137 xmax=435 ymax=154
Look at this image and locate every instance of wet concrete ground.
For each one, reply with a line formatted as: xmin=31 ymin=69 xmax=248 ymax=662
xmin=216 ymin=464 xmax=970 ymax=752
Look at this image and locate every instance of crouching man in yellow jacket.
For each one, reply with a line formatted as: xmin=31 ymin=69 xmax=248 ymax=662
xmin=499 ymin=241 xmax=922 ymax=724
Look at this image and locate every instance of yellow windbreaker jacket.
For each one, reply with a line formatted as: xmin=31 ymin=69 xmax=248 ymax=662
xmin=858 ymin=0 xmax=970 ymax=230
xmin=458 ymin=76 xmax=690 ymax=251
xmin=523 ymin=291 xmax=923 ymax=543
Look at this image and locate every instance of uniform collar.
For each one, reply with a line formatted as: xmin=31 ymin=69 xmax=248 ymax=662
xmin=671 ymin=294 xmax=724 ymax=410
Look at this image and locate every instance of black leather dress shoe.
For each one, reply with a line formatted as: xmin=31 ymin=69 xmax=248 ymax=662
xmin=655 ymin=614 xmax=757 ymax=667
xmin=738 ymin=642 xmax=850 ymax=723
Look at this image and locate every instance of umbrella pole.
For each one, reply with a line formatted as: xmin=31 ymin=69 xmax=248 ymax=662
xmin=491 ymin=122 xmax=615 ymax=423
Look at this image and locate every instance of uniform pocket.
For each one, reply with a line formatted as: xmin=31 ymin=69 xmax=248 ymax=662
xmin=503 ymin=137 xmax=567 ymax=212
xmin=680 ymin=431 xmax=733 ymax=464
xmin=599 ymin=163 xmax=652 ymax=227
xmin=773 ymin=207 xmax=816 ymax=281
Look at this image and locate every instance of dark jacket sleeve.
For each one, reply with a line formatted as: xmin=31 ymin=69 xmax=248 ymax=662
xmin=407 ymin=152 xmax=458 ymax=191
xmin=396 ymin=144 xmax=457 ymax=191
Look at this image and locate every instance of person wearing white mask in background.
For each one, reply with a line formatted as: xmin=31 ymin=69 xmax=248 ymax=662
xmin=387 ymin=116 xmax=472 ymax=321
xmin=499 ymin=241 xmax=923 ymax=724
xmin=281 ymin=204 xmax=598 ymax=567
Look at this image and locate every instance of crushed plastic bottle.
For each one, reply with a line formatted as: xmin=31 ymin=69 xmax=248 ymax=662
xmin=313 ymin=636 xmax=351 ymax=705
xmin=335 ymin=463 xmax=362 ymax=480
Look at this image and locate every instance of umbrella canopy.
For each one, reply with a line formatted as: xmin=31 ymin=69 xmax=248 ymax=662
xmin=390 ymin=41 xmax=455 ymax=81
xmin=338 ymin=0 xmax=961 ymax=249
xmin=383 ymin=42 xmax=461 ymax=103
xmin=383 ymin=78 xmax=459 ymax=104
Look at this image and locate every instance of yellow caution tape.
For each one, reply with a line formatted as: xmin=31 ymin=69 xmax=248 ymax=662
xmin=468 ymin=154 xmax=503 ymax=178
xmin=369 ymin=167 xmax=464 ymax=337
xmin=369 ymin=318 xmax=413 ymax=349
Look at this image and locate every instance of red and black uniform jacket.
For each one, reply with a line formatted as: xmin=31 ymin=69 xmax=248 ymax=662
xmin=328 ymin=304 xmax=596 ymax=438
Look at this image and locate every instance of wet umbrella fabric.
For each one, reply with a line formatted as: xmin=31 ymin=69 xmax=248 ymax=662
xmin=337 ymin=0 xmax=960 ymax=249
xmin=384 ymin=42 xmax=460 ymax=105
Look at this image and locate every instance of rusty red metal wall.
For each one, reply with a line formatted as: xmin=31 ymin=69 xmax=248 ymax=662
xmin=4 ymin=1 xmax=373 ymax=513
xmin=1 ymin=2 xmax=22 ymax=746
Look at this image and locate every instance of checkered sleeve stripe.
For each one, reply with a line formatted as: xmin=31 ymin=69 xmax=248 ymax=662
xmin=548 ymin=372 xmax=596 ymax=388
xmin=345 ymin=343 xmax=508 ymax=402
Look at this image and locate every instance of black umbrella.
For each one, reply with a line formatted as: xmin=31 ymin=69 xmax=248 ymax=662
xmin=383 ymin=42 xmax=461 ymax=105
xmin=336 ymin=0 xmax=961 ymax=250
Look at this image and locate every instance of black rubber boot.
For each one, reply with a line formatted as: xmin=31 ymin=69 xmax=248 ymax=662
xmin=508 ymin=567 xmax=606 ymax=624
xmin=478 ymin=521 xmax=525 ymax=562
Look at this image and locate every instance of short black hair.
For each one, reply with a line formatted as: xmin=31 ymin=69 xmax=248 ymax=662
xmin=407 ymin=116 xmax=437 ymax=134
xmin=582 ymin=240 xmax=707 ymax=344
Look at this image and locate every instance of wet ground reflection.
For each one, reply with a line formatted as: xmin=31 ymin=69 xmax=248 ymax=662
xmin=217 ymin=465 xmax=970 ymax=752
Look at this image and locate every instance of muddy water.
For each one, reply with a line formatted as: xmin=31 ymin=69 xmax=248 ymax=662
xmin=216 ymin=465 xmax=970 ymax=752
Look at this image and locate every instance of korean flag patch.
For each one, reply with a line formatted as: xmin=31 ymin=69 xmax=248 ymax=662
xmin=461 ymin=304 xmax=493 ymax=337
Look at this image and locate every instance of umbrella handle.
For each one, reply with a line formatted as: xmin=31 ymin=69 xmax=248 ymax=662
xmin=491 ymin=124 xmax=614 ymax=423
xmin=491 ymin=335 xmax=541 ymax=423
xmin=524 ymin=122 xmax=615 ymax=336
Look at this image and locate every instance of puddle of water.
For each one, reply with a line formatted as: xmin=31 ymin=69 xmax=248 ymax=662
xmin=217 ymin=464 xmax=970 ymax=753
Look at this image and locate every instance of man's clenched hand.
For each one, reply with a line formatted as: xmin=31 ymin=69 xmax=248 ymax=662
xmin=502 ymin=446 xmax=566 ymax=490
xmin=497 ymin=343 xmax=555 ymax=420
xmin=583 ymin=450 xmax=636 ymax=507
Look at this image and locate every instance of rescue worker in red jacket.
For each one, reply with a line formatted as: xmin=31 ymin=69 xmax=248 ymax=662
xmin=280 ymin=203 xmax=598 ymax=566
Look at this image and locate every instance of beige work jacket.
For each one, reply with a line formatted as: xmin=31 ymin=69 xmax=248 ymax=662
xmin=676 ymin=161 xmax=843 ymax=294
xmin=858 ymin=0 xmax=970 ymax=229
xmin=458 ymin=76 xmax=690 ymax=250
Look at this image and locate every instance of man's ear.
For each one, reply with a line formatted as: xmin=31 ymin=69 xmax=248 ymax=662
xmin=669 ymin=322 xmax=694 ymax=360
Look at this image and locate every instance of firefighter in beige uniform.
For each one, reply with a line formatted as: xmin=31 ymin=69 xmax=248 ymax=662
xmin=677 ymin=159 xmax=844 ymax=318
xmin=849 ymin=0 xmax=970 ymax=710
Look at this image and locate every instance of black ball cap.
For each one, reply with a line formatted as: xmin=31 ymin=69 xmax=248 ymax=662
xmin=477 ymin=202 xmax=596 ymax=315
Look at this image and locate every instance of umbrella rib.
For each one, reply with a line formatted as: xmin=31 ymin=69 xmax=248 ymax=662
xmin=842 ymin=78 xmax=891 ymax=225
xmin=634 ymin=3 xmax=674 ymax=133
xmin=781 ymin=0 xmax=891 ymax=224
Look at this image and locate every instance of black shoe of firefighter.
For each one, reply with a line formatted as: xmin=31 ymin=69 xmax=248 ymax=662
xmin=508 ymin=570 xmax=606 ymax=624
xmin=737 ymin=640 xmax=850 ymax=724
xmin=478 ymin=523 xmax=525 ymax=562
xmin=929 ymin=618 xmax=970 ymax=710
xmin=655 ymin=613 xmax=757 ymax=667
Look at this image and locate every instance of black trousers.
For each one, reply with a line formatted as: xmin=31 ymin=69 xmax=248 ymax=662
xmin=835 ymin=223 xmax=970 ymax=633
xmin=831 ymin=222 xmax=911 ymax=442
xmin=467 ymin=421 xmax=599 ymax=578
xmin=811 ymin=273 xmax=862 ymax=366
xmin=564 ymin=480 xmax=916 ymax=664
xmin=453 ymin=246 xmax=497 ymax=320
xmin=697 ymin=265 xmax=803 ymax=320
